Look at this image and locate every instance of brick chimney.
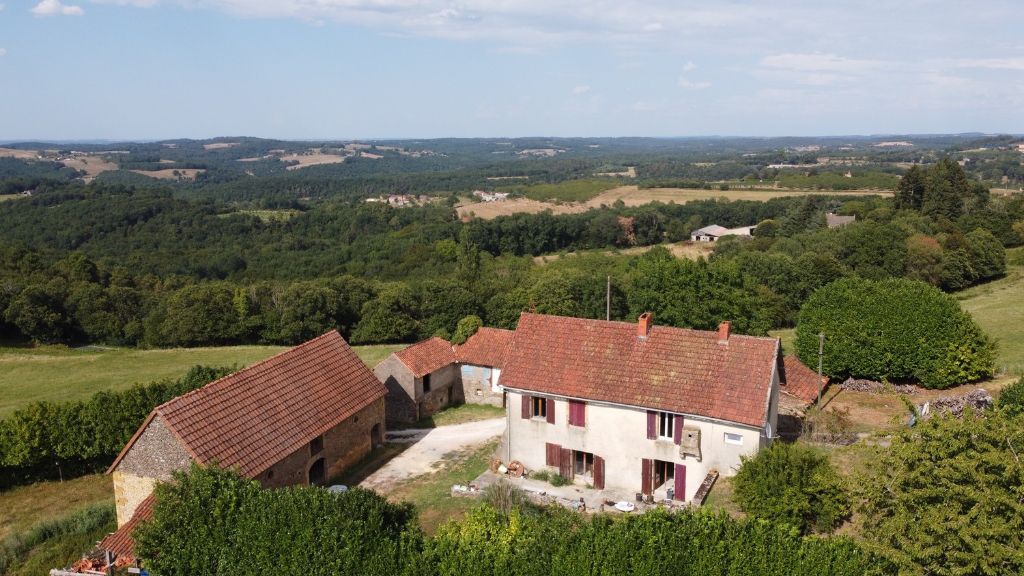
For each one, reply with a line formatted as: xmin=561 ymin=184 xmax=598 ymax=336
xmin=637 ymin=312 xmax=653 ymax=339
xmin=717 ymin=321 xmax=731 ymax=344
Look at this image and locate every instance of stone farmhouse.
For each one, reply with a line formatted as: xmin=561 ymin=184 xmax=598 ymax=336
xmin=374 ymin=328 xmax=514 ymax=424
xmin=99 ymin=330 xmax=386 ymax=563
xmin=501 ymin=312 xmax=780 ymax=502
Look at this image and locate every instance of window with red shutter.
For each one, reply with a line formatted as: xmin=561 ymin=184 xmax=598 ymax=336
xmin=521 ymin=395 xmax=530 ymax=419
xmin=646 ymin=411 xmax=656 ymax=439
xmin=546 ymin=398 xmax=555 ymax=424
xmin=673 ymin=415 xmax=684 ymax=445
xmin=569 ymin=400 xmax=586 ymax=427
xmin=545 ymin=443 xmax=562 ymax=467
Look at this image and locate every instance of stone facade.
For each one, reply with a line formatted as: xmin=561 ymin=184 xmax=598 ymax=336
xmin=375 ymin=358 xmax=460 ymax=424
xmin=111 ymin=416 xmax=192 ymax=525
xmin=459 ymin=365 xmax=505 ymax=407
xmin=257 ymin=398 xmax=385 ymax=488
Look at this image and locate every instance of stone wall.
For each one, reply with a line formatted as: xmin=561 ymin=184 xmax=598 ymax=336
xmin=459 ymin=365 xmax=505 ymax=407
xmin=375 ymin=355 xmax=418 ymax=424
xmin=417 ymin=364 xmax=460 ymax=419
xmin=256 ymin=398 xmax=386 ymax=488
xmin=111 ymin=416 xmax=194 ymax=526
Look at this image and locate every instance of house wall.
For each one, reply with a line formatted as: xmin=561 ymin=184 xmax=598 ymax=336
xmin=257 ymin=398 xmax=386 ymax=488
xmin=111 ymin=416 xmax=193 ymax=526
xmin=505 ymin=391 xmax=770 ymax=502
xmin=417 ymin=364 xmax=460 ymax=419
xmin=459 ymin=364 xmax=504 ymax=407
xmin=375 ymin=356 xmax=418 ymax=424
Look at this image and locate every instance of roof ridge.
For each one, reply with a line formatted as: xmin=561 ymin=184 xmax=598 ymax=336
xmin=519 ymin=312 xmax=778 ymax=341
xmin=155 ymin=330 xmax=342 ymax=412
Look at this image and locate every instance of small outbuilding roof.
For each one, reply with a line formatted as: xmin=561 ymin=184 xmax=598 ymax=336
xmin=454 ymin=327 xmax=515 ymax=368
xmin=691 ymin=224 xmax=730 ymax=236
xmin=392 ymin=336 xmax=459 ymax=377
xmin=99 ymin=494 xmax=154 ymax=562
xmin=781 ymin=354 xmax=828 ymax=407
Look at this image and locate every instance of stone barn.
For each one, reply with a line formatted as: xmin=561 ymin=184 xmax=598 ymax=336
xmin=100 ymin=330 xmax=386 ymax=564
xmin=454 ymin=327 xmax=514 ymax=407
xmin=374 ymin=337 xmax=460 ymax=424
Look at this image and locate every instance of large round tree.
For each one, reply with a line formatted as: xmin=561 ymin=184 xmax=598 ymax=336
xmin=795 ymin=277 xmax=994 ymax=388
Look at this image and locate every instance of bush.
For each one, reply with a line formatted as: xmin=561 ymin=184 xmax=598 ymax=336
xmin=135 ymin=465 xmax=423 ymax=576
xmin=997 ymin=376 xmax=1024 ymax=414
xmin=529 ymin=469 xmax=550 ymax=482
xmin=734 ymin=442 xmax=851 ymax=534
xmin=858 ymin=410 xmax=1024 ymax=575
xmin=549 ymin=474 xmax=570 ymax=487
xmin=481 ymin=480 xmax=527 ymax=516
xmin=451 ymin=315 xmax=483 ymax=345
xmin=795 ymin=277 xmax=995 ymax=388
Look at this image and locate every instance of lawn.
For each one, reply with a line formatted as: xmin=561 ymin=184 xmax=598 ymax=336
xmin=395 ymin=403 xmax=505 ymax=430
xmin=957 ymin=247 xmax=1024 ymax=376
xmin=0 ymin=474 xmax=111 ymax=540
xmin=0 ymin=343 xmax=403 ymax=418
xmin=503 ymin=179 xmax=620 ymax=203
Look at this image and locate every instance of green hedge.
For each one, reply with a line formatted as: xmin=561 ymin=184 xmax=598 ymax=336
xmin=0 ymin=365 xmax=231 ymax=485
xmin=135 ymin=465 xmax=876 ymax=576
xmin=795 ymin=277 xmax=995 ymax=388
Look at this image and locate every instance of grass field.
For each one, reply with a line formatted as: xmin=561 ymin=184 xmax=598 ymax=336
xmin=501 ymin=179 xmax=621 ymax=203
xmin=130 ymin=168 xmax=205 ymax=180
xmin=458 ymin=185 xmax=891 ymax=220
xmin=957 ymin=246 xmax=1024 ymax=375
xmin=0 ymin=343 xmax=403 ymax=418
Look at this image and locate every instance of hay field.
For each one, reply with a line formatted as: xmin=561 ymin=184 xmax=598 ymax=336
xmin=0 ymin=147 xmax=41 ymax=160
xmin=0 ymin=343 xmax=402 ymax=417
xmin=203 ymin=142 xmax=238 ymax=150
xmin=458 ymin=185 xmax=891 ymax=220
xmin=131 ymin=168 xmax=205 ymax=180
xmin=533 ymin=241 xmax=714 ymax=264
xmin=282 ymin=152 xmax=347 ymax=170
xmin=60 ymin=156 xmax=118 ymax=181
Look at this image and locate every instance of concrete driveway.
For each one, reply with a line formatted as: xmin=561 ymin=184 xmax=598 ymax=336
xmin=359 ymin=417 xmax=506 ymax=492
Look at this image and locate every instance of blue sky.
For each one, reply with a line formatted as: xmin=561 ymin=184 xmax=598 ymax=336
xmin=1 ymin=0 xmax=1022 ymax=139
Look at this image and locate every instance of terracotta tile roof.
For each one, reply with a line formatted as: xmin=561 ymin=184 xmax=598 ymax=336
xmin=109 ymin=330 xmax=386 ymax=478
xmin=99 ymin=494 xmax=154 ymax=560
xmin=782 ymin=354 xmax=828 ymax=407
xmin=393 ymin=337 xmax=458 ymax=377
xmin=454 ymin=327 xmax=514 ymax=368
xmin=501 ymin=313 xmax=779 ymax=428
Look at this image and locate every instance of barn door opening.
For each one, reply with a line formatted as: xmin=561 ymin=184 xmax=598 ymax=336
xmin=370 ymin=423 xmax=382 ymax=447
xmin=308 ymin=458 xmax=326 ymax=486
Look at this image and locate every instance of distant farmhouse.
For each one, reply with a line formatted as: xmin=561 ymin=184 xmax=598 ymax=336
xmin=500 ymin=313 xmax=781 ymax=502
xmin=374 ymin=328 xmax=514 ymax=423
xmin=690 ymin=224 xmax=756 ymax=242
xmin=826 ymin=212 xmax=856 ymax=229
xmin=472 ymin=190 xmax=510 ymax=202
xmin=100 ymin=331 xmax=386 ymax=565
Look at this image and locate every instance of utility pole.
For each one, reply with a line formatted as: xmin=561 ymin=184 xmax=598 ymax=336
xmin=817 ymin=332 xmax=825 ymax=406
xmin=606 ymin=276 xmax=611 ymax=321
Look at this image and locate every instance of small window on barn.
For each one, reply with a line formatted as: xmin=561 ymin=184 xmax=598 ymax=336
xmin=310 ymin=435 xmax=324 ymax=455
xmin=658 ymin=412 xmax=674 ymax=439
xmin=532 ymin=396 xmax=547 ymax=419
xmin=422 ymin=373 xmax=432 ymax=393
xmin=266 ymin=469 xmax=274 ymax=480
xmin=724 ymin=432 xmax=743 ymax=446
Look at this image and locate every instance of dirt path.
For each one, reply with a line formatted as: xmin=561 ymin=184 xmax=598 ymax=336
xmin=359 ymin=418 xmax=505 ymax=492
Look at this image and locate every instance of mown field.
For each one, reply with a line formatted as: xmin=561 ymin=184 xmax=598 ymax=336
xmin=957 ymin=246 xmax=1024 ymax=375
xmin=0 ymin=343 xmax=402 ymax=418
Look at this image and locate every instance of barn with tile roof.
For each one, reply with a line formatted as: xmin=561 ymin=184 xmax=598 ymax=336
xmin=101 ymin=330 xmax=387 ymax=564
xmin=502 ymin=312 xmax=780 ymax=503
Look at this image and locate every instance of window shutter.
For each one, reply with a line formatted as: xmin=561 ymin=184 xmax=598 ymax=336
xmin=641 ymin=458 xmax=653 ymax=495
xmin=593 ymin=456 xmax=605 ymax=490
xmin=646 ymin=411 xmax=656 ymax=440
xmin=673 ymin=415 xmax=684 ymax=445
xmin=521 ymin=395 xmax=530 ymax=419
xmin=545 ymin=443 xmax=561 ymax=467
xmin=559 ymin=448 xmax=573 ymax=479
xmin=579 ymin=401 xmax=586 ymax=427
xmin=673 ymin=464 xmax=686 ymax=501
xmin=568 ymin=400 xmax=586 ymax=427
xmin=546 ymin=398 xmax=555 ymax=424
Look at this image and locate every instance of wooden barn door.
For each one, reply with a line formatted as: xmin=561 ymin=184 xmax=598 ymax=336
xmin=674 ymin=464 xmax=686 ymax=501
xmin=641 ymin=458 xmax=653 ymax=495
xmin=559 ymin=448 xmax=573 ymax=480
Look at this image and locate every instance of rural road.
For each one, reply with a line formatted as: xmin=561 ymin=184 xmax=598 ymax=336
xmin=359 ymin=418 xmax=506 ymax=492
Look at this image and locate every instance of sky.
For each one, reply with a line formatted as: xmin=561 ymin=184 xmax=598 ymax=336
xmin=0 ymin=0 xmax=1022 ymax=140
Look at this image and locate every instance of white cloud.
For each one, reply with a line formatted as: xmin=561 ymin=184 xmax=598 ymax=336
xmin=31 ymin=0 xmax=84 ymax=16
xmin=761 ymin=52 xmax=885 ymax=73
xmin=940 ymin=57 xmax=1024 ymax=71
xmin=682 ymin=61 xmax=696 ymax=72
xmin=572 ymin=85 xmax=591 ymax=95
xmin=0 ymin=48 xmax=6 ymax=57
xmin=677 ymin=78 xmax=711 ymax=89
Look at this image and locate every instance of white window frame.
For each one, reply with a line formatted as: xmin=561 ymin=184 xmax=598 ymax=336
xmin=658 ymin=412 xmax=674 ymax=439
xmin=724 ymin=432 xmax=743 ymax=446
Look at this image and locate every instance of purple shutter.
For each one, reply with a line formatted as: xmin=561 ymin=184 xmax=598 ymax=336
xmin=546 ymin=398 xmax=555 ymax=424
xmin=579 ymin=401 xmax=586 ymax=427
xmin=521 ymin=395 xmax=530 ymax=419
xmin=641 ymin=458 xmax=653 ymax=495
xmin=646 ymin=411 xmax=656 ymax=439
xmin=674 ymin=464 xmax=686 ymax=501
xmin=674 ymin=415 xmax=683 ymax=445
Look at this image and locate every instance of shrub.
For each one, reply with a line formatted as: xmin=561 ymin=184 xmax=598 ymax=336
xmin=481 ymin=480 xmax=527 ymax=516
xmin=997 ymin=376 xmax=1024 ymax=415
xmin=529 ymin=469 xmax=550 ymax=482
xmin=451 ymin=315 xmax=483 ymax=345
xmin=0 ymin=503 xmax=115 ymax=575
xmin=795 ymin=277 xmax=995 ymax=388
xmin=734 ymin=442 xmax=851 ymax=534
xmin=858 ymin=410 xmax=1024 ymax=575
xmin=549 ymin=474 xmax=570 ymax=487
